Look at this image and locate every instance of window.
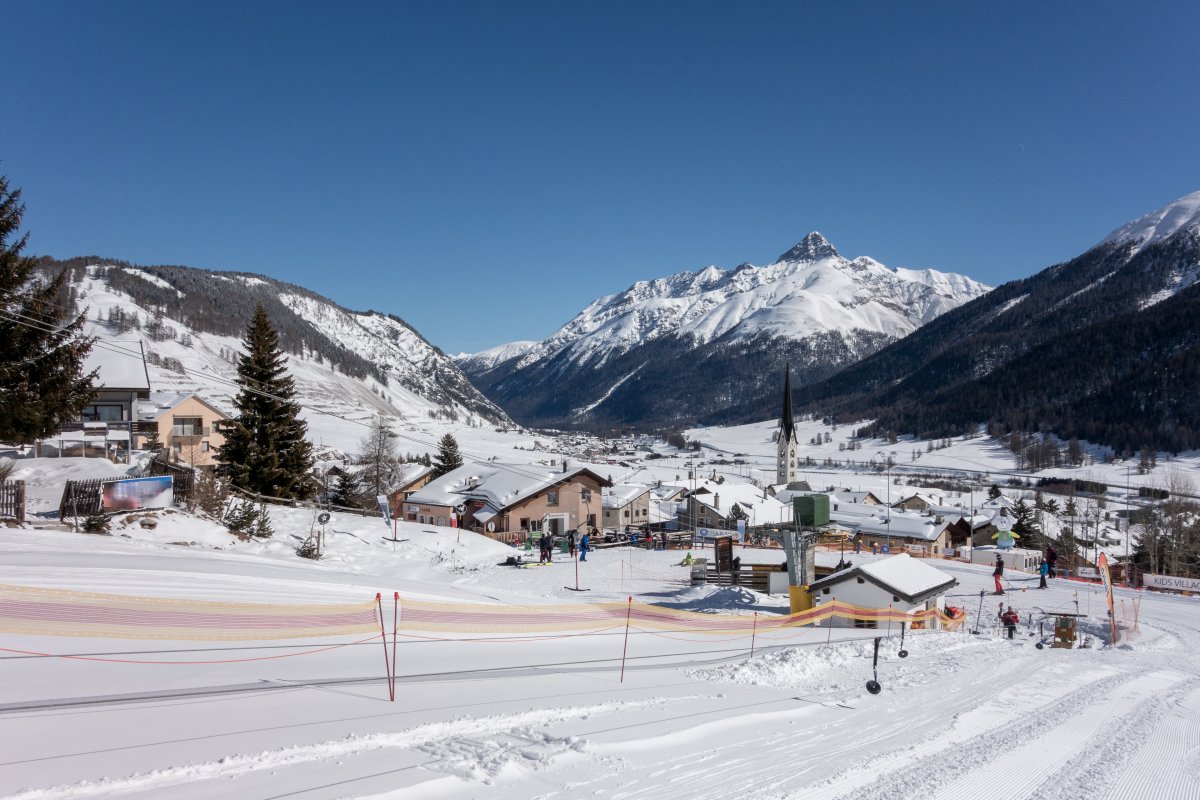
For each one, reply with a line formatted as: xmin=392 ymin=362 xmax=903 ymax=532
xmin=822 ymin=588 xmax=830 ymax=595
xmin=171 ymin=416 xmax=204 ymax=437
xmin=82 ymin=404 xmax=124 ymax=422
xmin=202 ymin=441 xmax=210 ymax=452
xmin=437 ymin=516 xmax=446 ymax=527
xmin=547 ymin=490 xmax=558 ymax=506
xmin=581 ymin=489 xmax=591 ymax=503
xmin=623 ymin=509 xmax=629 ymax=519
xmin=856 ymin=577 xmax=865 ymax=584
xmin=853 ymin=618 xmax=878 ymax=629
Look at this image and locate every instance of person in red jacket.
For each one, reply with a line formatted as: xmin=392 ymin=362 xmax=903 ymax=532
xmin=1000 ymin=606 xmax=1019 ymax=639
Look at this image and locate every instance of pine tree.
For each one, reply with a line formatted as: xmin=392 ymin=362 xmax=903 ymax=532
xmin=216 ymin=304 xmax=314 ymax=498
xmin=143 ymin=426 xmax=162 ymax=454
xmin=987 ymin=484 xmax=1002 ymax=501
xmin=0 ymin=174 xmax=95 ymax=444
xmin=329 ymin=469 xmax=361 ymax=508
xmin=432 ymin=433 xmax=463 ymax=478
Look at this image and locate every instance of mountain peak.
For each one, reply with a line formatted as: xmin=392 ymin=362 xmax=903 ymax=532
xmin=1100 ymin=190 xmax=1200 ymax=254
xmin=778 ymin=232 xmax=839 ymax=263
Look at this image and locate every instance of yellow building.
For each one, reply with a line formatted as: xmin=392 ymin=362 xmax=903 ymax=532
xmin=136 ymin=392 xmax=230 ymax=469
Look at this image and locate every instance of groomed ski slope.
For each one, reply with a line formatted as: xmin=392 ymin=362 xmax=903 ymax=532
xmin=0 ymin=509 xmax=1196 ymax=799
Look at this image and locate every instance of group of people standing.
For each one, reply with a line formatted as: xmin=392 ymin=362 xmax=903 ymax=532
xmin=536 ymin=528 xmax=591 ymax=564
xmin=993 ymin=544 xmax=1058 ymax=594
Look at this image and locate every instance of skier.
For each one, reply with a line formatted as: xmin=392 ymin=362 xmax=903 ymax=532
xmin=579 ymin=530 xmax=590 ymax=561
xmin=568 ymin=529 xmax=577 ymax=557
xmin=1000 ymin=606 xmax=1019 ymax=639
xmin=1038 ymin=558 xmax=1049 ymax=589
xmin=993 ymin=553 xmax=1006 ymax=595
xmin=1046 ymin=545 xmax=1058 ymax=578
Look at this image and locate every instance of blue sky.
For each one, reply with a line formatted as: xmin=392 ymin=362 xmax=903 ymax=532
xmin=3 ymin=1 xmax=1198 ymax=353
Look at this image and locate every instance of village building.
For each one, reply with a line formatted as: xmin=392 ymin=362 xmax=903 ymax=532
xmin=388 ymin=463 xmax=434 ymax=504
xmin=831 ymin=505 xmax=955 ymax=556
xmin=680 ymin=483 xmax=790 ymax=531
xmin=40 ymin=339 xmax=151 ymax=460
xmin=404 ymin=462 xmax=610 ymax=541
xmin=602 ymin=483 xmax=651 ymax=530
xmin=809 ymin=553 xmax=957 ymax=628
xmin=135 ymin=392 xmax=229 ymax=469
xmin=830 ymin=489 xmax=883 ymax=506
xmin=891 ymin=492 xmax=945 ymax=512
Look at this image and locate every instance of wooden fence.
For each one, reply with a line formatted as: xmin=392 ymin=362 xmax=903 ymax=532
xmin=0 ymin=481 xmax=26 ymax=523
xmin=59 ymin=479 xmax=104 ymax=520
xmin=146 ymin=458 xmax=194 ymax=503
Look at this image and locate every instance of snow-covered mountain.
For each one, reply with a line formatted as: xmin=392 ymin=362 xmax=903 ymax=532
xmin=792 ymin=189 xmax=1200 ymax=453
xmin=44 ymin=260 xmax=514 ymax=450
xmin=462 ymin=233 xmax=990 ymax=429
xmin=454 ymin=341 xmax=538 ymax=373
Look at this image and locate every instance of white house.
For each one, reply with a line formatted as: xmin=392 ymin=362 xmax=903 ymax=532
xmin=808 ymin=554 xmax=957 ymax=628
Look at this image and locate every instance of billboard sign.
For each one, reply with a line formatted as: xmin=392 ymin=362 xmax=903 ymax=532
xmin=1144 ymin=573 xmax=1200 ymax=592
xmin=101 ymin=476 xmax=173 ymax=512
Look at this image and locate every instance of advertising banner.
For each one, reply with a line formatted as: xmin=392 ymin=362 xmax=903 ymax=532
xmin=1098 ymin=552 xmax=1117 ymax=644
xmin=101 ymin=476 xmax=173 ymax=512
xmin=1144 ymin=573 xmax=1200 ymax=592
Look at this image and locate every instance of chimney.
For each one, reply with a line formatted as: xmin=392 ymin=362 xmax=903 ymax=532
xmin=713 ymin=493 xmax=720 ymax=510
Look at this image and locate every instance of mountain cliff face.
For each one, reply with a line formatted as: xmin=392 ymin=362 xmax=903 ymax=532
xmin=460 ymin=233 xmax=990 ymax=430
xmin=37 ymin=257 xmax=514 ymax=437
xmin=785 ymin=191 xmax=1200 ymax=453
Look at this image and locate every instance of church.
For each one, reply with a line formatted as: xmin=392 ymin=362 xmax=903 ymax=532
xmin=776 ymin=365 xmax=799 ymax=485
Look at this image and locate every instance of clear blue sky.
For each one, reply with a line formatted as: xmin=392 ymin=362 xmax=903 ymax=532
xmin=4 ymin=1 xmax=1198 ymax=353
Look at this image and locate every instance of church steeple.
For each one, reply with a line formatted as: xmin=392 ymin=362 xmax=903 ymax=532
xmin=777 ymin=364 xmax=798 ymax=485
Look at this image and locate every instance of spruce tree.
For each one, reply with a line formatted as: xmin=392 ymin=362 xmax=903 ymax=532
xmin=216 ymin=304 xmax=314 ymax=498
xmin=432 ymin=433 xmax=463 ymax=478
xmin=329 ymin=470 xmax=361 ymax=508
xmin=0 ymin=174 xmax=95 ymax=443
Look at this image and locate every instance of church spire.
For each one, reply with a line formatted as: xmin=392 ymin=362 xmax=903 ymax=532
xmin=777 ymin=364 xmax=798 ymax=485
xmin=780 ymin=364 xmax=796 ymax=443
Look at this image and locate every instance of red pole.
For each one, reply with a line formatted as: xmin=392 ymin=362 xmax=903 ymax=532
xmin=574 ymin=544 xmax=580 ymax=590
xmin=749 ymin=611 xmax=758 ymax=660
xmin=620 ymin=596 xmax=632 ymax=683
xmin=375 ymin=593 xmax=392 ymax=701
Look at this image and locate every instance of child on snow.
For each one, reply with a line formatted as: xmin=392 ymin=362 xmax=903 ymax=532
xmin=1000 ymin=606 xmax=1019 ymax=639
xmin=993 ymin=554 xmax=1006 ymax=595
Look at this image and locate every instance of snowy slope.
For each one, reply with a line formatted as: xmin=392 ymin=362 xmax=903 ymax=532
xmin=60 ymin=265 xmax=513 ymax=452
xmin=1100 ymin=189 xmax=1200 ymax=255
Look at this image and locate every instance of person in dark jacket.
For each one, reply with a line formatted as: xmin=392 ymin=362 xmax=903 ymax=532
xmin=1046 ymin=545 xmax=1058 ymax=578
xmin=1000 ymin=606 xmax=1019 ymax=638
xmin=993 ymin=554 xmax=1006 ymax=595
xmin=568 ymin=530 xmax=577 ymax=557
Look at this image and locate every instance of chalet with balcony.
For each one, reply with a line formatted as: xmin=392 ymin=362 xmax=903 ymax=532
xmin=136 ymin=392 xmax=229 ymax=468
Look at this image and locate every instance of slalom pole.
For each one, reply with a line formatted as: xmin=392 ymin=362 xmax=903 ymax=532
xmin=749 ymin=612 xmax=758 ymax=660
xmin=375 ymin=593 xmax=392 ymax=701
xmin=391 ymin=592 xmax=399 ymax=702
xmin=620 ymin=596 xmax=632 ymax=683
xmin=898 ymin=621 xmax=908 ymax=658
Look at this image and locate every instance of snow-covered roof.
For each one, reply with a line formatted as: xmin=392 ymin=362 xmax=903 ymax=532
xmin=846 ymin=512 xmax=952 ymax=543
xmin=395 ymin=463 xmax=433 ymax=489
xmin=810 ymin=553 xmax=957 ymax=604
xmin=137 ymin=392 xmax=228 ymax=421
xmin=603 ymin=483 xmax=649 ymax=509
xmin=692 ymin=483 xmax=789 ymax=526
xmin=83 ymin=339 xmax=150 ymax=391
xmin=831 ymin=489 xmax=882 ymax=505
xmin=407 ymin=462 xmax=608 ymax=512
